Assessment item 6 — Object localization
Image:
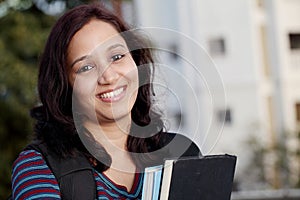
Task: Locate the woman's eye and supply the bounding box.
[76,65,94,73]
[111,54,125,62]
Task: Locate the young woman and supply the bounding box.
[11,3,200,199]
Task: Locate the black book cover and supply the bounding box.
[165,154,237,200]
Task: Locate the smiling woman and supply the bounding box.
[10,3,201,200]
[68,21,138,127]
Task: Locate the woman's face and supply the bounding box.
[67,19,138,124]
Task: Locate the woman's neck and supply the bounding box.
[81,115,137,173]
[83,116,131,150]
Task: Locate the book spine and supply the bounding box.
[159,160,174,200]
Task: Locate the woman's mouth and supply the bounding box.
[97,86,127,102]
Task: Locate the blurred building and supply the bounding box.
[115,0,300,190]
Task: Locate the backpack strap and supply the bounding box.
[25,142,97,200]
[160,132,202,158]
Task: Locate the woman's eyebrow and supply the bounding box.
[70,43,126,68]
[107,43,126,51]
[70,55,88,68]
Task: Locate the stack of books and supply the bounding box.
[141,154,237,200]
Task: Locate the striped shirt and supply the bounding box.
[12,150,143,200]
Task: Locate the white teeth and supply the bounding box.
[100,87,124,99]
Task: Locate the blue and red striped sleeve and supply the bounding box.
[11,150,61,200]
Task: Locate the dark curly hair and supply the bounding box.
[30,3,166,171]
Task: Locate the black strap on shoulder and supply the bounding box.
[160,132,202,158]
[25,142,96,200]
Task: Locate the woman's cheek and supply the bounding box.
[72,74,98,99]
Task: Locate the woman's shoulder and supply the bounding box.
[12,150,48,178]
[160,132,202,157]
[12,149,61,200]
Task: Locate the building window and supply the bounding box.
[208,37,226,56]
[256,0,265,9]
[217,108,232,125]
[174,112,184,127]
[169,43,179,60]
[295,103,300,122]
[289,33,300,50]
[101,0,135,25]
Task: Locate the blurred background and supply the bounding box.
[1,0,300,199]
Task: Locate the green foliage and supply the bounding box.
[0,0,116,198]
[245,131,300,190]
[0,8,56,199]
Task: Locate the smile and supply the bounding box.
[97,86,126,102]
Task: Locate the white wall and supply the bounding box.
[131,0,300,189]
[177,0,266,152]
[274,0,300,132]
[133,0,264,176]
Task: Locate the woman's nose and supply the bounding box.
[98,66,119,85]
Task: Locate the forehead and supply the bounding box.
[68,19,123,58]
